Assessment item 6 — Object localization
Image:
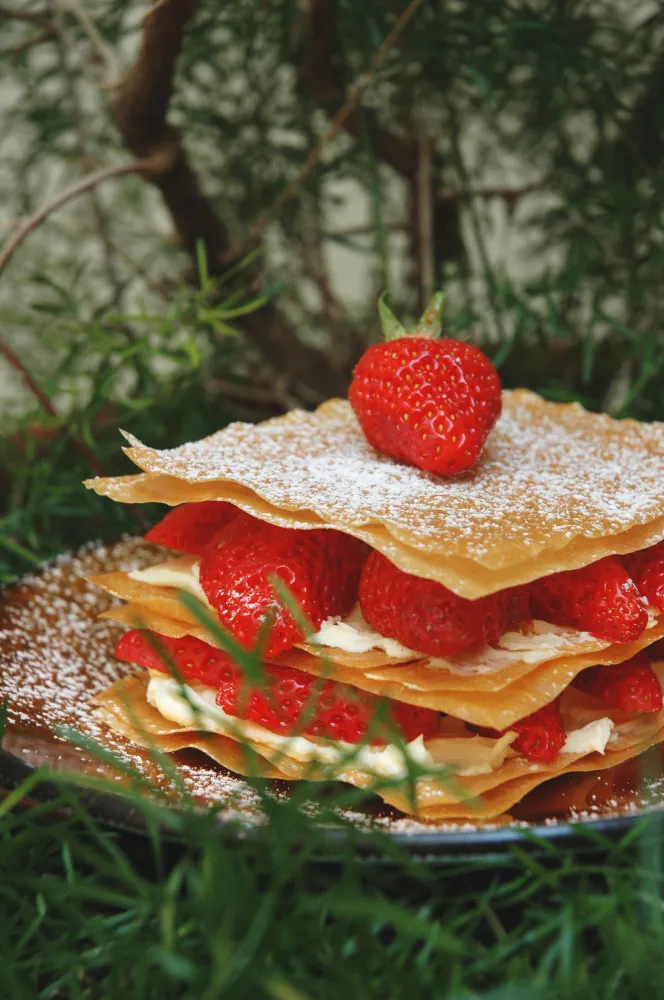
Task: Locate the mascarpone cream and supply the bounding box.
[129,559,211,607]
[146,674,436,779]
[562,717,613,755]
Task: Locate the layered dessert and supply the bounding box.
[84,298,664,821]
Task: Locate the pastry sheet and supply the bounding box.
[84,391,664,598]
[97,596,664,729]
[95,673,664,820]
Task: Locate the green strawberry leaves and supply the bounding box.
[377,290,445,341]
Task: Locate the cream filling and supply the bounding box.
[427,620,600,673]
[146,675,436,779]
[128,557,659,677]
[562,717,614,755]
[310,604,416,658]
[131,559,417,657]
[425,731,518,776]
[133,556,637,767]
[129,558,211,608]
[147,673,616,775]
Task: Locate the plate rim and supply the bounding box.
[1,744,657,860]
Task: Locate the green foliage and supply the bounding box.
[0,269,275,582]
[1,763,664,999]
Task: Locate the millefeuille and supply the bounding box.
[84,390,664,822]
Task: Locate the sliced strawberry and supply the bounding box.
[200,519,369,658]
[530,556,648,644]
[216,662,440,745]
[145,501,239,556]
[358,550,508,656]
[509,701,567,763]
[475,701,566,764]
[503,584,532,630]
[574,653,663,713]
[623,540,664,613]
[114,629,237,688]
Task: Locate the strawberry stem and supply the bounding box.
[378,293,407,341]
[418,290,445,338]
[377,289,445,341]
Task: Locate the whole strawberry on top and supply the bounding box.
[349,292,502,475]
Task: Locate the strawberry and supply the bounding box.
[348,291,502,475]
[508,701,567,763]
[504,584,532,629]
[470,700,567,764]
[199,519,369,658]
[216,662,440,745]
[623,540,664,613]
[530,556,648,644]
[477,700,567,764]
[114,629,237,688]
[145,501,239,556]
[358,550,508,656]
[574,653,663,713]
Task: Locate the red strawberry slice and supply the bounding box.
[114,629,237,688]
[508,701,567,763]
[503,584,532,629]
[145,501,239,556]
[478,701,567,764]
[623,541,664,613]
[358,550,508,657]
[348,292,502,475]
[573,653,663,713]
[199,520,369,659]
[530,556,648,644]
[216,662,440,745]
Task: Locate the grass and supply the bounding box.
[2,751,664,999]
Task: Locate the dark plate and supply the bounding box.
[2,537,664,859]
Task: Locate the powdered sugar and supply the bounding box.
[116,391,664,568]
[1,537,154,739]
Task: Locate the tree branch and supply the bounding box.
[414,133,435,308]
[296,0,463,291]
[297,0,418,179]
[0,5,56,32]
[225,0,426,266]
[0,340,106,482]
[438,181,544,206]
[110,0,229,271]
[0,347,152,528]
[108,0,358,402]
[53,17,125,309]
[609,51,664,183]
[0,341,58,421]
[55,0,120,82]
[0,160,153,278]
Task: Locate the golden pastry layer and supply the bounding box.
[84,391,664,598]
[96,672,664,821]
[98,600,664,730]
